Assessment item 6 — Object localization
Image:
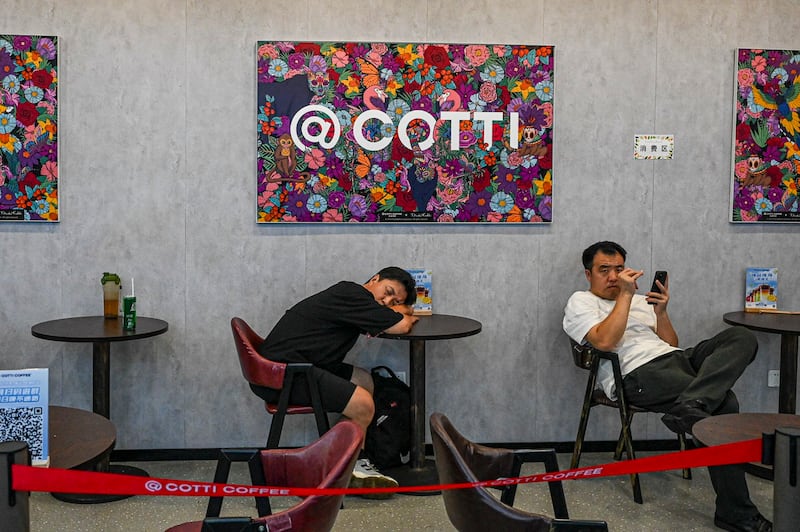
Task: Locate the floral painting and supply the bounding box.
[257,41,553,223]
[0,35,58,222]
[732,48,800,222]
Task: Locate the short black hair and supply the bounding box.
[374,267,417,305]
[581,241,627,270]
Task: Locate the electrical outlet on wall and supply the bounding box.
[768,370,780,388]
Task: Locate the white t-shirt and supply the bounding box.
[563,290,678,399]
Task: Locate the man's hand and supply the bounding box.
[646,277,669,310]
[617,267,644,298]
[390,304,415,316]
[383,313,419,335]
[586,267,642,352]
[647,276,678,346]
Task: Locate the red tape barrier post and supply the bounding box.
[773,427,800,532]
[1,441,30,532]
[11,438,762,498]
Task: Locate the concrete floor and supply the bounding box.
[28,452,774,531]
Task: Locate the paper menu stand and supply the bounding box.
[408,268,432,316]
[745,267,778,313]
[0,368,49,466]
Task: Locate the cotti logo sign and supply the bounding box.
[144,479,290,496]
[290,104,522,152]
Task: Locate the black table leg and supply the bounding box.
[384,339,440,492]
[410,338,426,470]
[90,340,150,494]
[92,341,111,418]
[778,333,798,414]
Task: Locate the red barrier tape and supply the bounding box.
[11,438,762,498]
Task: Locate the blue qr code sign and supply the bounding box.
[0,407,45,461]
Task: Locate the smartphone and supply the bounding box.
[648,270,668,304]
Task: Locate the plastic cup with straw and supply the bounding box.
[123,277,136,330]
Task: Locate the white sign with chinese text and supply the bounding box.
[634,134,674,160]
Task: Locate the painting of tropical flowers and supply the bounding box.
[257,41,553,223]
[0,35,58,222]
[732,48,800,222]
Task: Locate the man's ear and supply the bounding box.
[366,274,379,285]
[584,269,592,282]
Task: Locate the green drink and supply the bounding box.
[123,296,136,330]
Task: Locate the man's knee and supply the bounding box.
[344,386,375,428]
[724,326,758,362]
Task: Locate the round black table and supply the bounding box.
[49,405,116,470]
[723,311,800,414]
[693,413,800,480]
[48,405,132,503]
[380,314,482,489]
[32,316,169,418]
[31,316,167,488]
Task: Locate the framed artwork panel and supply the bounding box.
[731,48,800,222]
[0,35,58,222]
[257,41,554,223]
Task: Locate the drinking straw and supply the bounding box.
[131,277,135,297]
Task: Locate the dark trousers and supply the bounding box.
[622,326,760,521]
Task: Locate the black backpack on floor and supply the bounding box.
[364,365,411,469]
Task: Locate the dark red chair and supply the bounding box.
[431,412,608,532]
[165,420,363,532]
[231,317,330,449]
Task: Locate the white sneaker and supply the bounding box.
[350,458,398,499]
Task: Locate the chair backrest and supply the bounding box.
[569,337,594,370]
[430,412,552,532]
[166,421,363,532]
[231,317,286,389]
[256,420,363,531]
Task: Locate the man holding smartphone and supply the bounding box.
[563,241,769,532]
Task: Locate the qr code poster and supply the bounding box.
[0,368,49,465]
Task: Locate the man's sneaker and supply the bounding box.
[350,458,398,499]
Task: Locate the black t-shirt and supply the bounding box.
[258,281,404,366]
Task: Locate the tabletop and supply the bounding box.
[692,413,800,448]
[380,313,482,341]
[723,311,800,335]
[49,405,116,469]
[32,316,169,343]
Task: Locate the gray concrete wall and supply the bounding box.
[2,0,798,449]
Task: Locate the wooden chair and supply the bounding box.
[569,338,690,505]
[231,317,330,449]
[430,412,608,532]
[166,420,363,532]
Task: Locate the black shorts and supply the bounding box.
[249,362,356,413]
